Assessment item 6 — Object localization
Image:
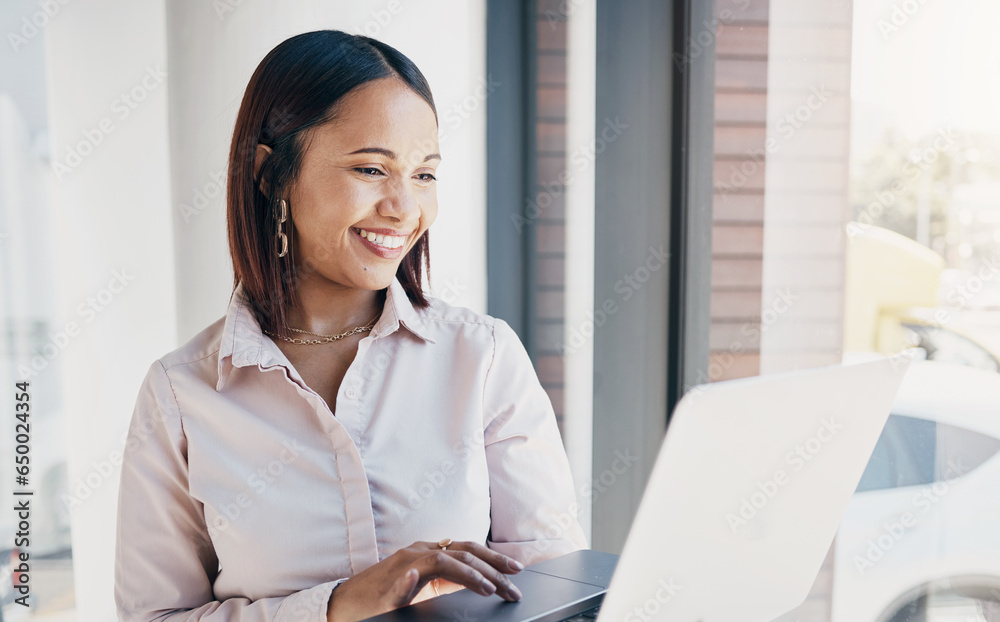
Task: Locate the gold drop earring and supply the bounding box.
[276,199,289,258]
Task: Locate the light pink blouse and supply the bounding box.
[114,277,588,621]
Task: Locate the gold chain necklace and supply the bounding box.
[264,312,381,345]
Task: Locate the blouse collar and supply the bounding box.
[216,276,435,391]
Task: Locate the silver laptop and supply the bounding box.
[366,356,911,622]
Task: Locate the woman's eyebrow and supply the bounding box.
[346,147,441,162]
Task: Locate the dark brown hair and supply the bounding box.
[227,30,437,338]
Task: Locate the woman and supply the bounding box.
[114,29,587,622]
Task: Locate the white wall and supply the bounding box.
[45,1,175,619]
[563,0,597,544]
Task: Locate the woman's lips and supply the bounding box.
[352,227,406,259]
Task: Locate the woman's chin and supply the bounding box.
[348,269,398,291]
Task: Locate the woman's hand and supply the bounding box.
[326,540,524,622]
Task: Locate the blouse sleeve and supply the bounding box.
[114,361,344,622]
[481,319,589,565]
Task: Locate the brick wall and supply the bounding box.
[757,0,852,376]
[710,1,854,620]
[711,1,771,382]
[534,1,569,430]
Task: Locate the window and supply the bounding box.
[708,0,1000,619]
[857,415,937,493]
[856,415,1000,493]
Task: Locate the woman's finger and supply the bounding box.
[413,551,515,600]
[445,540,525,574]
[443,549,522,602]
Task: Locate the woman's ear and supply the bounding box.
[254,144,273,196]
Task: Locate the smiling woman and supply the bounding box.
[113,29,587,622]
[270,78,440,295]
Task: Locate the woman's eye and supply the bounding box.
[355,167,384,176]
[415,173,437,182]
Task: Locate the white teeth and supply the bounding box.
[357,228,405,250]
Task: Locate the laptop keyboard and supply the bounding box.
[562,605,601,622]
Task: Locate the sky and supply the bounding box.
[851,0,1000,155]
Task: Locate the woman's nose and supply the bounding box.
[378,177,420,219]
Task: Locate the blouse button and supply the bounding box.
[345,387,359,400]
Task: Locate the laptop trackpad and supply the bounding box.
[365,551,615,622]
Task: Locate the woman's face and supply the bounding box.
[286,77,440,292]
